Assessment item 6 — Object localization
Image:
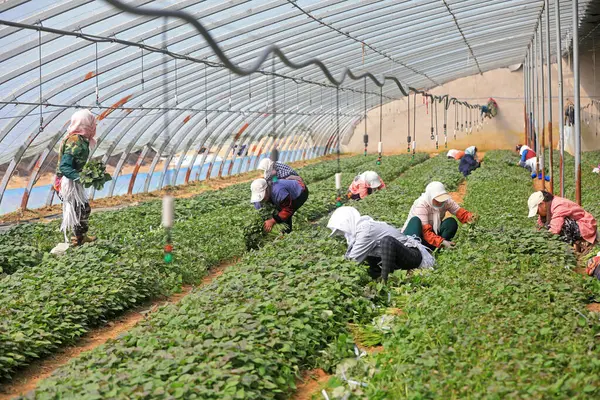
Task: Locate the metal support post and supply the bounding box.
[573,0,582,204]
[554,0,565,196]
[545,0,554,192]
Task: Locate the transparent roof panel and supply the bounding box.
[0,0,595,209]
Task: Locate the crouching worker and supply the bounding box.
[527,190,598,255]
[327,207,434,281]
[250,177,309,234]
[459,146,481,177]
[347,171,386,200]
[402,181,476,250]
[54,109,97,246]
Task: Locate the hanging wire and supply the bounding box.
[412,92,417,158]
[161,17,171,258]
[248,74,251,102]
[335,86,342,207]
[407,90,411,153]
[283,77,286,127]
[363,77,368,156]
[377,85,382,165]
[430,96,435,140]
[95,42,100,107]
[37,21,43,133]
[175,58,179,105]
[454,101,458,139]
[443,99,448,148]
[434,99,439,149]
[228,70,232,110]
[140,45,145,91]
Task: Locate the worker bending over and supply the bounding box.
[402,181,476,250]
[347,171,386,200]
[527,190,598,255]
[328,207,434,282]
[459,146,481,177]
[54,110,97,246]
[515,145,537,174]
[251,177,309,234]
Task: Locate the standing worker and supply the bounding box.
[250,177,309,234]
[527,191,598,255]
[402,181,476,250]
[459,146,481,177]
[347,171,386,200]
[327,207,434,281]
[53,109,97,246]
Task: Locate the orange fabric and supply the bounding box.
[453,151,465,160]
[455,208,472,224]
[423,223,444,248]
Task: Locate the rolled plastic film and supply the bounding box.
[162,196,174,228]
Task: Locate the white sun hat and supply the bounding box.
[363,171,382,189]
[250,178,268,202]
[527,191,544,218]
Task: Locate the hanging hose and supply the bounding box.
[443,98,448,148]
[363,77,368,156]
[377,85,382,165]
[430,95,434,141]
[407,90,411,153]
[412,92,417,158]
[434,99,439,149]
[454,102,458,140]
[335,87,343,207]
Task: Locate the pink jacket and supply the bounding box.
[537,196,597,244]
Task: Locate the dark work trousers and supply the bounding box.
[366,236,423,281]
[73,202,91,241]
[281,187,309,234]
[403,216,458,251]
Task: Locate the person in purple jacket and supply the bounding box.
[250,177,309,233]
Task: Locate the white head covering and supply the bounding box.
[257,158,274,171]
[519,145,531,156]
[527,191,544,218]
[327,206,362,245]
[362,171,382,188]
[465,146,477,156]
[406,182,451,233]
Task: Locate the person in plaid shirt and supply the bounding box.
[258,158,299,181]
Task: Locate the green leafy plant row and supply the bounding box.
[324,151,600,399]
[0,154,428,381]
[15,155,448,399]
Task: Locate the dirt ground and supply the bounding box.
[0,259,237,400]
[587,303,600,313]
[292,369,331,400]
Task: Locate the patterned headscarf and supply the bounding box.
[67,109,97,148]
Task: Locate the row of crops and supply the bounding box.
[2,150,599,398]
[0,152,428,384]
[321,151,600,399]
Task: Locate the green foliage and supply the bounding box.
[0,155,425,381]
[326,151,600,399]
[80,160,112,190]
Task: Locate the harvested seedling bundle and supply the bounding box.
[80,160,112,190]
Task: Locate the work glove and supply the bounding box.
[441,240,455,249]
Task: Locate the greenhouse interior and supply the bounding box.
[1,0,600,398]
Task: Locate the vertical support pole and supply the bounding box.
[545,0,554,192]
[573,0,582,204]
[539,20,546,183]
[554,0,565,197]
[529,47,535,148]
